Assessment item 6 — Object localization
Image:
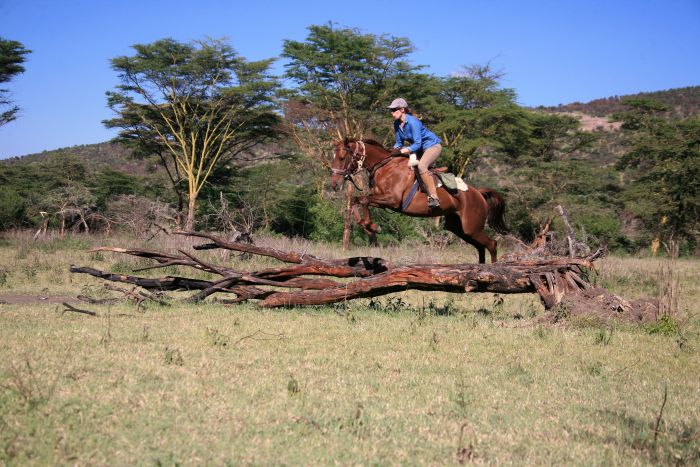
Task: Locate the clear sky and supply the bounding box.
[1,0,698,158]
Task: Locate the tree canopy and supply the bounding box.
[614,98,699,249]
[0,37,31,127]
[104,38,279,229]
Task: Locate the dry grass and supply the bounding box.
[1,231,699,464]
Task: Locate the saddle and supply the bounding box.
[401,166,468,211]
[421,166,464,193]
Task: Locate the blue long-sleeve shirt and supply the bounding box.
[393,114,441,155]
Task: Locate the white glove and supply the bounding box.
[407,153,419,167]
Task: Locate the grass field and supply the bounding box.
[1,232,699,464]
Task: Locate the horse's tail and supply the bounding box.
[478,188,509,234]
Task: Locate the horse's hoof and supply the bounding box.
[373,224,382,234]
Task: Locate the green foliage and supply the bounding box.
[645,315,679,336]
[306,195,345,242]
[0,37,31,126]
[364,209,423,245]
[488,158,624,246]
[577,211,620,240]
[90,169,149,208]
[614,99,700,245]
[544,85,700,120]
[0,186,26,229]
[419,65,523,177]
[0,149,174,230]
[497,111,598,167]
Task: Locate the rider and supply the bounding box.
[387,98,443,208]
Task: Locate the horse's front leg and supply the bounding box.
[354,196,381,236]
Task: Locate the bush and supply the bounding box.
[645,315,679,336]
[307,195,346,242]
[0,186,26,229]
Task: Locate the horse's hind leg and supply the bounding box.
[446,216,499,263]
[470,231,498,263]
[443,215,486,263]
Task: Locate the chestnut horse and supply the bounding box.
[330,138,507,263]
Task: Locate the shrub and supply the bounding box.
[645,315,679,336]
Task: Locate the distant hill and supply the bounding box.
[1,140,296,177]
[539,85,700,119]
[1,142,152,176]
[531,86,700,168]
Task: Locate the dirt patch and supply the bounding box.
[0,294,80,305]
[540,287,658,324]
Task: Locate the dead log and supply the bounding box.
[69,266,215,291]
[258,258,595,308]
[70,231,604,310]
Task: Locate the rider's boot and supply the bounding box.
[420,171,440,208]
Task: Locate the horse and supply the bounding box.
[330,138,508,263]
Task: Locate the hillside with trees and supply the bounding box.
[541,86,700,119]
[1,26,697,255]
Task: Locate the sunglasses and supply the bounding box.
[389,108,400,112]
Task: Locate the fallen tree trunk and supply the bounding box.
[258,259,596,308]
[70,231,603,309]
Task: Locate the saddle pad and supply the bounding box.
[437,172,457,190]
[437,172,468,191]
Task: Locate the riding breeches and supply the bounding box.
[417,144,442,173]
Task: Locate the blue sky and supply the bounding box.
[1,0,698,158]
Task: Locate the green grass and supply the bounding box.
[1,231,699,464]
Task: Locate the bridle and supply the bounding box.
[331,140,367,182]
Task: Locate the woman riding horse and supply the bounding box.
[330,138,508,263]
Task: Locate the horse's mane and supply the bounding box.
[342,137,387,150]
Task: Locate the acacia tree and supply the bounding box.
[0,37,31,127]
[104,38,279,229]
[281,23,418,177]
[614,98,700,251]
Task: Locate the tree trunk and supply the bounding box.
[342,184,355,250]
[186,195,197,231]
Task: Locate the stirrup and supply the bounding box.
[427,196,440,208]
